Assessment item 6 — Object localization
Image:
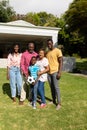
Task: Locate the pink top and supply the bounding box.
[7,53,22,68]
[20,50,38,76]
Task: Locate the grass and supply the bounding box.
[0,69,87,130]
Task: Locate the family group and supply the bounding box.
[7,39,63,110]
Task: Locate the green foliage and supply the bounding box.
[58,0,87,57]
[37,12,48,26]
[0,0,16,22]
[0,3,8,22]
[43,13,59,27]
[64,0,87,57]
[24,11,59,27]
[65,0,87,35]
[25,12,40,26]
[58,16,71,55]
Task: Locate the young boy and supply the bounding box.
[28,56,40,109]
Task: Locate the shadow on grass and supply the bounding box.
[36,96,52,104]
[45,96,52,102]
[2,83,53,102]
[2,83,11,99]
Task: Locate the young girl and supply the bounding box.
[7,44,22,102]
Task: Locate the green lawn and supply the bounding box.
[0,69,87,130]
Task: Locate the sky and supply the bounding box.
[9,0,73,17]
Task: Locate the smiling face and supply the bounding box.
[47,40,53,50]
[14,44,19,53]
[31,57,36,65]
[39,50,45,59]
[28,43,34,53]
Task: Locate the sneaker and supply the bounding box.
[56,104,61,110]
[33,106,36,109]
[40,103,46,108]
[32,103,36,109]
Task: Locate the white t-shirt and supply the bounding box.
[36,57,49,82]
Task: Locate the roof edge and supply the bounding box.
[0,20,61,31]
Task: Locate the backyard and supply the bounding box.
[0,67,87,130]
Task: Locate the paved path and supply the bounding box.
[70,73,87,78]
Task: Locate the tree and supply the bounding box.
[24,11,59,27]
[65,0,87,35]
[64,0,87,57]
[25,12,40,26]
[44,13,59,27]
[57,15,70,55]
[0,0,16,22]
[37,12,48,26]
[58,15,85,57]
[37,12,59,27]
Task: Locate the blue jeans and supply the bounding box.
[30,81,38,105]
[38,80,46,104]
[48,72,61,104]
[9,66,22,97]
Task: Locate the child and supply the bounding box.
[28,56,40,109]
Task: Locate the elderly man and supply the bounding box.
[19,42,38,105]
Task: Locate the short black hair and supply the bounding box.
[30,56,37,65]
[31,56,37,60]
[47,39,53,43]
